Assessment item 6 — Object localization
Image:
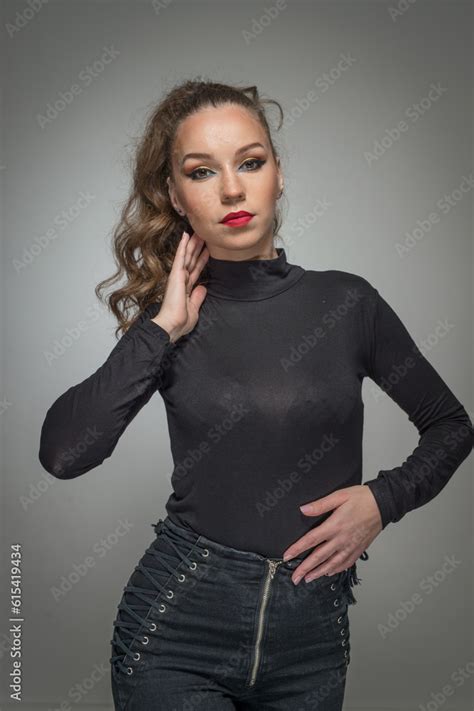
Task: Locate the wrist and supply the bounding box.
[151,315,181,343]
[363,480,394,530]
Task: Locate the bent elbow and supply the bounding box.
[460,414,474,457]
[38,445,86,479]
[38,404,110,479]
[38,436,106,480]
[444,408,474,461]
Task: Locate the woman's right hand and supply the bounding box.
[151,231,210,343]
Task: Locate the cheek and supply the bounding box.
[257,172,280,201]
[237,176,277,209]
[185,188,217,223]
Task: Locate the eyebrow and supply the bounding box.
[181,142,266,166]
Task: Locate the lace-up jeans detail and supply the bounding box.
[109,517,369,710]
[109,519,210,679]
[328,576,350,667]
[327,550,369,668]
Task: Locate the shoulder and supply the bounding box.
[300,268,378,309]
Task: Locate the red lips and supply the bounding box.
[221,211,254,223]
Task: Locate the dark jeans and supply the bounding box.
[110,516,369,710]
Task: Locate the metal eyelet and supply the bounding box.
[166,590,174,599]
[159,603,166,612]
[178,573,186,582]
[201,548,209,557]
[133,652,140,661]
[344,650,348,657]
[127,667,133,675]
[337,616,343,624]
[333,598,340,607]
[189,561,197,571]
[149,622,157,631]
[330,582,336,591]
[142,636,149,645]
[342,639,347,646]
[340,629,346,636]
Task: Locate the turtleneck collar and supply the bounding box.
[201,247,306,302]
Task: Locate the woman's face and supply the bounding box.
[167,104,283,259]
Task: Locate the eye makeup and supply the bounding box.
[186,158,267,181]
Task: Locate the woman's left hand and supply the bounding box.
[282,485,383,585]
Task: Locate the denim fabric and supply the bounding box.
[110,516,367,710]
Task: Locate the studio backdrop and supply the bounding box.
[1,1,472,709]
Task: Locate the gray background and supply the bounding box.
[1,0,472,709]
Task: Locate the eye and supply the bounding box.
[188,167,212,180]
[241,158,266,171]
[187,158,266,181]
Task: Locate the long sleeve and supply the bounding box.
[39,301,173,480]
[363,287,473,529]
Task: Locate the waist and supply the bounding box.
[154,514,369,604]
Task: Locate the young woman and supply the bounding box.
[39,79,473,710]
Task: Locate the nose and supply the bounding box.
[220,170,245,203]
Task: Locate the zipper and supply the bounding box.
[248,558,283,687]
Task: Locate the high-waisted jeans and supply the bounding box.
[109,516,369,710]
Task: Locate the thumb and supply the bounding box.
[189,284,207,312]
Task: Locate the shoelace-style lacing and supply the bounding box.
[109,519,208,675]
[330,549,369,665]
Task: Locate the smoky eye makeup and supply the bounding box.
[185,157,267,181]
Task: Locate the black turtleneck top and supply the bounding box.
[38,248,473,557]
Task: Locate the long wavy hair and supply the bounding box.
[95,77,286,338]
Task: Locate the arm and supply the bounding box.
[38,302,173,480]
[363,287,473,529]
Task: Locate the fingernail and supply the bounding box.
[300,504,312,513]
[283,553,293,562]
[293,575,302,586]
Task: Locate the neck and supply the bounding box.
[200,247,306,302]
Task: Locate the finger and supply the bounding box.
[187,245,209,294]
[303,552,349,583]
[170,231,191,275]
[283,526,327,561]
[185,234,206,278]
[300,490,348,517]
[171,232,202,288]
[183,232,204,272]
[290,542,337,584]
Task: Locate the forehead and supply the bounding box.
[171,104,267,159]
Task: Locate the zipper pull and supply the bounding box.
[268,560,283,579]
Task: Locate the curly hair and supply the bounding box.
[95,77,286,338]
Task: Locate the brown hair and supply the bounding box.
[95,77,285,338]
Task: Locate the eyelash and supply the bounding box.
[187,158,266,181]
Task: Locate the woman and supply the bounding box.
[39,79,473,710]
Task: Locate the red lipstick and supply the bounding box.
[220,211,254,227]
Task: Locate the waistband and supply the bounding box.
[151,515,369,602]
[154,516,288,563]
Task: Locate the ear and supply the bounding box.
[166,176,181,213]
[275,158,283,193]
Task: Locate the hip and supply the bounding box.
[109,515,367,705]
